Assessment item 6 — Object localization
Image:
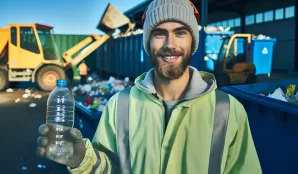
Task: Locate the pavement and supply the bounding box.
[0,85,68,174]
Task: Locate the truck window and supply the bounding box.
[37,28,59,60]
[11,27,17,46]
[20,27,40,54]
[226,38,249,69]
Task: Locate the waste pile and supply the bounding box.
[260,84,298,105]
[203,25,272,40]
[72,76,132,112]
[113,29,144,39]
[203,26,231,32]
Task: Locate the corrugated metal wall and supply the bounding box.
[53,34,97,76]
[96,34,153,78]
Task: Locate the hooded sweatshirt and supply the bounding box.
[136,66,211,128]
[69,67,262,174]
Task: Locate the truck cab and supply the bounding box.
[0,23,66,91]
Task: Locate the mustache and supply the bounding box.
[157,47,184,56]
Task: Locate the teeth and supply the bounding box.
[164,56,176,59]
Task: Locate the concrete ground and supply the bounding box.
[0,86,68,174]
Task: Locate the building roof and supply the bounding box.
[124,0,256,29]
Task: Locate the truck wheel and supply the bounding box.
[37,65,66,91]
[0,69,9,91]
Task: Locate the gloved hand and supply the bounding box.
[36,124,86,168]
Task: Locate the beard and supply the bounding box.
[150,47,192,80]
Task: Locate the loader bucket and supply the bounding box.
[97,3,131,33]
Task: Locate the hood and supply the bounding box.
[135,66,216,101]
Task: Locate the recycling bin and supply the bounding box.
[221,78,298,174]
[74,94,114,140]
[192,31,234,71]
[251,38,277,75]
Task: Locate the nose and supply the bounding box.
[164,34,177,49]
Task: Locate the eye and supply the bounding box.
[153,32,166,38]
[176,31,187,36]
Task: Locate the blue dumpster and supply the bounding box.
[74,94,114,140]
[221,78,298,174]
[251,39,277,75]
[74,103,102,140]
[192,31,234,71]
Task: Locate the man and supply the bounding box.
[78,61,88,84]
[37,0,262,173]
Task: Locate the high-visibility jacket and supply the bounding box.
[69,67,262,174]
[78,63,88,76]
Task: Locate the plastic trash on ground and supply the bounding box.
[25,89,31,94]
[6,88,13,92]
[21,166,27,171]
[37,164,46,169]
[22,94,29,99]
[29,103,36,107]
[34,94,42,99]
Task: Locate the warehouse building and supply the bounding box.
[124,0,297,72]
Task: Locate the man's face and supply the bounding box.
[149,22,193,80]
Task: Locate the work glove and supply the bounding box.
[36,124,86,168]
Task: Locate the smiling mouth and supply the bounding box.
[161,55,180,63]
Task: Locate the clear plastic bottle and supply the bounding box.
[46,79,75,160]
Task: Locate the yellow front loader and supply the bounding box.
[0,3,134,91]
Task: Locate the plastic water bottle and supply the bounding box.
[46,79,75,160]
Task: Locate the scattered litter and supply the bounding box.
[37,164,46,169]
[34,94,42,99]
[15,98,21,103]
[31,93,36,97]
[29,103,37,107]
[22,94,29,98]
[21,166,27,171]
[6,88,13,93]
[25,89,31,94]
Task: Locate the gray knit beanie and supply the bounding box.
[143,0,199,55]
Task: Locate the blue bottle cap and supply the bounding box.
[56,79,67,87]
